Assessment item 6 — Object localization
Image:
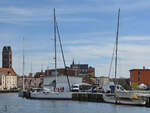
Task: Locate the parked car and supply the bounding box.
[103,83,126,93]
[71,84,80,92]
[79,84,92,92]
[138,83,148,90]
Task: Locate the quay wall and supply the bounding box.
[72,92,104,102]
[0,90,18,93]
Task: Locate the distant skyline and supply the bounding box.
[1,0,150,77]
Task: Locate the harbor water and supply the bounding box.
[0,93,150,113]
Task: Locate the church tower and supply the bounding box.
[2,46,12,68]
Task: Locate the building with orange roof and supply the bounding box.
[0,46,18,90]
[0,69,17,90]
[0,68,17,76]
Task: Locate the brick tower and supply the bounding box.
[2,46,12,68]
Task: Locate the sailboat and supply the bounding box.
[29,8,72,100]
[103,8,146,106]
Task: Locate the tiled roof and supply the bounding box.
[0,68,17,76]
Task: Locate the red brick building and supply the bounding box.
[2,46,12,68]
[70,60,95,77]
[130,67,150,87]
[45,68,75,76]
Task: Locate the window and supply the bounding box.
[138,71,140,82]
[138,77,140,82]
[138,72,141,76]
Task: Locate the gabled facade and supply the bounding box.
[0,68,17,90]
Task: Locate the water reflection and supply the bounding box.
[0,93,150,113]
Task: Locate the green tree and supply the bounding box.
[131,82,138,90]
[85,73,94,78]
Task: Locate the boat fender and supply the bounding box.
[133,93,138,99]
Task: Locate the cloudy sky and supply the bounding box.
[0,0,150,78]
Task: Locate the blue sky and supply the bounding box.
[1,0,150,77]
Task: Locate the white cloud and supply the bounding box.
[1,29,150,78]
[1,0,150,24]
[1,0,150,78]
[1,34,150,78]
[63,35,150,77]
[121,36,150,41]
[0,6,101,24]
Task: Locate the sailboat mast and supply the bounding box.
[114,8,120,103]
[54,8,57,86]
[22,37,25,90]
[115,8,120,94]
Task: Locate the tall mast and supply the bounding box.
[115,8,120,100]
[22,37,25,90]
[54,8,57,87]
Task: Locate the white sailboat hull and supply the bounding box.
[103,94,146,106]
[30,91,72,100]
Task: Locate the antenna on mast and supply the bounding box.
[31,62,32,74]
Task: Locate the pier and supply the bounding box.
[72,92,150,107]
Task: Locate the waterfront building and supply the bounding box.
[44,69,82,91]
[97,76,110,86]
[70,61,95,77]
[82,76,109,86]
[34,71,45,78]
[0,72,4,90]
[17,75,43,89]
[0,68,17,90]
[130,66,150,88]
[82,77,96,85]
[0,46,18,90]
[45,68,75,76]
[2,46,12,68]
[110,77,131,90]
[94,76,130,90]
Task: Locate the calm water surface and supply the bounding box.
[0,93,150,113]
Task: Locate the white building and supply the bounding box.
[0,68,17,90]
[44,74,82,92]
[96,76,110,86]
[17,76,43,89]
[0,72,3,90]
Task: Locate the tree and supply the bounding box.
[85,73,94,78]
[131,82,138,90]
